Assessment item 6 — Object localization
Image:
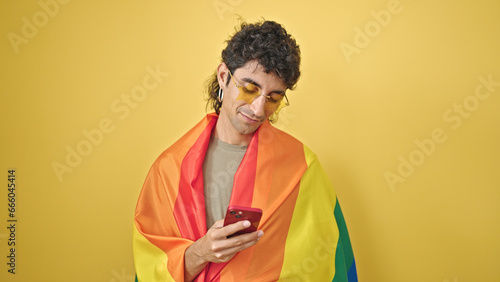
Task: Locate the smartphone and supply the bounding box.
[223,205,262,237]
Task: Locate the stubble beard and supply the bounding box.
[230,107,264,136]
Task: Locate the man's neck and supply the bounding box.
[213,115,254,146]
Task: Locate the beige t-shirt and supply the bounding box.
[202,135,247,229]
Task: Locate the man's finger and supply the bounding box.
[227,230,263,245]
[220,232,263,255]
[211,219,224,229]
[218,220,251,238]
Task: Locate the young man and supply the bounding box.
[134,20,357,281]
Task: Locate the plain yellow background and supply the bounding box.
[1,0,499,281]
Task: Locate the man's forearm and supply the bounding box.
[184,241,208,282]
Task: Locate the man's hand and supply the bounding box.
[184,219,264,281]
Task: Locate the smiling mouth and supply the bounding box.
[240,112,262,124]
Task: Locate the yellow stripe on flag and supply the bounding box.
[133,224,175,282]
[279,145,339,281]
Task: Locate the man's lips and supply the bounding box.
[240,112,262,123]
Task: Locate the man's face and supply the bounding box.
[217,60,287,142]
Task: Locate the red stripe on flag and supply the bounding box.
[174,117,217,241]
[230,128,259,207]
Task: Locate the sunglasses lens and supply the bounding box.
[235,87,257,104]
[270,98,288,114]
[229,70,289,114]
[236,86,287,113]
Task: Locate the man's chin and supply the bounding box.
[236,124,260,135]
[231,119,262,136]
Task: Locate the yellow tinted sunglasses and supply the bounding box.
[228,70,289,114]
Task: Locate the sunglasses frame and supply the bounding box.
[227,69,290,112]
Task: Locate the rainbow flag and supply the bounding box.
[134,113,357,281]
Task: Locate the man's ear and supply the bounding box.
[216,63,229,89]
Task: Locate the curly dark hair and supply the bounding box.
[206,20,301,118]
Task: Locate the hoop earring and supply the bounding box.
[218,88,224,102]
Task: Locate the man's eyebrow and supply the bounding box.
[240,77,286,95]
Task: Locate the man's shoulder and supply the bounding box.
[263,123,322,166]
[260,121,302,146]
[258,122,323,171]
[153,114,217,166]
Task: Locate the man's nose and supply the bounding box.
[249,94,267,117]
